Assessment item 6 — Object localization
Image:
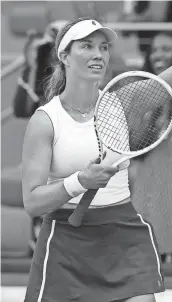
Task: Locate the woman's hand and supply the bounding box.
[78,156,119,190]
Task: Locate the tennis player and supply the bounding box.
[22,17,171,302]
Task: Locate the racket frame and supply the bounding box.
[94,70,172,159]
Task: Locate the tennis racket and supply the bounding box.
[68,70,172,227]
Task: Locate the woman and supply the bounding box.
[22,17,171,302]
[132,32,172,262]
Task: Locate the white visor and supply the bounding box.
[57,19,117,59]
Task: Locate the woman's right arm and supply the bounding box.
[22,111,119,218]
[22,110,74,217]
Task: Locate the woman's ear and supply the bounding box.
[59,51,70,67]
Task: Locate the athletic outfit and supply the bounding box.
[24,96,165,302]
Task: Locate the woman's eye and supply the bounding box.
[101,45,108,51]
[82,44,91,49]
[81,44,108,51]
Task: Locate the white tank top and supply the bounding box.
[37,96,131,206]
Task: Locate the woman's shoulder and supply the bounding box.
[26,108,54,141]
[23,110,54,164]
[36,95,60,112]
[27,95,60,145]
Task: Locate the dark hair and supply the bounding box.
[44,17,93,102]
[143,31,172,73]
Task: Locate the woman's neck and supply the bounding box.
[60,79,99,110]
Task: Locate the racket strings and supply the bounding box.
[96,76,172,152]
[97,92,130,151]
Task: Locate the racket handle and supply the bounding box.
[68,189,98,227]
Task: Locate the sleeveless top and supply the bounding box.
[37,95,131,206]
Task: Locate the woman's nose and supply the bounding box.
[93,47,102,58]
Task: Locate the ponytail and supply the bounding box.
[44,61,66,102]
[44,17,93,102]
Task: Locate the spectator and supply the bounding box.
[13,21,59,118]
[121,1,157,53]
[143,31,172,74]
[121,1,172,54]
[131,31,172,263]
[13,22,60,252]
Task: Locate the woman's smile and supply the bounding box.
[150,34,172,75]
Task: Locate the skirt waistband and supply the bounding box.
[45,200,140,226]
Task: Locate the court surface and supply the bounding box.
[1,287,172,302]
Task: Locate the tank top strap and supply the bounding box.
[36,96,61,148]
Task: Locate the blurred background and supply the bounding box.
[1,1,172,301]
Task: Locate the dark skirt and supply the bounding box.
[24,201,165,302]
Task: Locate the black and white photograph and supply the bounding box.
[1,1,172,301]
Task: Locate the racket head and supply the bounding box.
[94,71,172,157]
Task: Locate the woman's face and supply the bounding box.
[149,34,172,75]
[65,31,110,82]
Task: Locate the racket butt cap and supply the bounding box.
[68,216,82,227]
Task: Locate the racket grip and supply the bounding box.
[68,189,98,227]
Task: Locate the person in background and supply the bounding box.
[121,0,172,54]
[121,1,156,53]
[13,22,60,252]
[143,31,172,74]
[13,21,59,118]
[131,31,172,263]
